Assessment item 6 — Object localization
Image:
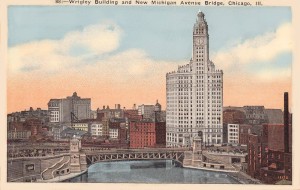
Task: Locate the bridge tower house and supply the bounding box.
[192,131,203,166]
[70,137,87,173]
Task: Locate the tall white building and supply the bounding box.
[166,11,223,147]
[227,124,239,144]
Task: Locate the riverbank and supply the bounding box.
[227,171,262,184]
[183,165,261,184]
[183,165,238,173]
[38,170,87,182]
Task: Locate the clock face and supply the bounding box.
[195,37,204,46]
[195,37,200,45]
[200,37,204,44]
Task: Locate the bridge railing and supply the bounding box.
[7,153,71,162]
[7,150,70,158]
[82,147,189,153]
[205,150,247,156]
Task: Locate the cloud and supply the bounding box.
[255,67,291,81]
[8,21,184,86]
[90,49,179,76]
[61,22,121,56]
[8,21,122,74]
[7,21,184,113]
[212,22,293,70]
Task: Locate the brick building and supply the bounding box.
[24,118,43,136]
[97,105,124,121]
[155,122,166,146]
[124,109,143,121]
[239,124,252,145]
[119,123,128,142]
[265,109,283,124]
[130,121,155,148]
[243,106,267,125]
[247,92,292,184]
[260,150,285,183]
[262,124,292,152]
[8,118,49,141]
[260,151,292,183]
[129,121,166,148]
[223,109,246,124]
[247,133,267,179]
[8,121,24,131]
[259,123,292,183]
[223,109,245,144]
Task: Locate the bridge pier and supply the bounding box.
[70,137,87,173]
[182,136,247,172]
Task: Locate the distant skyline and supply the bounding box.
[8,6,292,113]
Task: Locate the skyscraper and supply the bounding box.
[166,11,223,147]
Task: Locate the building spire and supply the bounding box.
[197,11,205,21]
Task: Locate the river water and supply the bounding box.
[66,160,239,184]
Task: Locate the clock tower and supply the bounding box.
[166,11,223,147]
[193,10,209,71]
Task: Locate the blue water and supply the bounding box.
[67,160,239,184]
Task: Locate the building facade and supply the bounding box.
[129,121,166,148]
[119,123,128,142]
[52,125,68,140]
[223,109,246,124]
[263,124,292,152]
[247,133,266,179]
[244,106,267,125]
[239,124,252,145]
[138,104,155,119]
[130,121,156,148]
[7,107,50,124]
[48,92,91,123]
[109,127,119,139]
[90,123,103,136]
[97,105,124,120]
[166,11,223,147]
[8,130,31,140]
[227,124,239,144]
[72,122,89,131]
[124,109,143,121]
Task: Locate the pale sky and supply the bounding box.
[7,6,292,113]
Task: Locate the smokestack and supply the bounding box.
[284,92,289,153]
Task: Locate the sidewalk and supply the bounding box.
[37,170,87,183]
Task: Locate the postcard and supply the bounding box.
[1,0,299,190]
